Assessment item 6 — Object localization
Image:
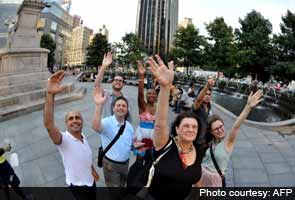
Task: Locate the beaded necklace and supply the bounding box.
[174,137,194,169]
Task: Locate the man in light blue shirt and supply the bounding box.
[92,86,134,187]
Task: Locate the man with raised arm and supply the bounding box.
[192,78,215,148]
[44,71,98,200]
[94,52,132,122]
[92,85,134,188]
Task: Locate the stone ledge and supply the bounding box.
[0,87,86,122]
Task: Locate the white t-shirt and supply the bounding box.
[57,131,94,186]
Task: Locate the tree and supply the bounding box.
[113,33,144,69]
[170,24,207,73]
[40,34,56,73]
[235,10,276,81]
[271,10,295,82]
[86,33,111,69]
[204,17,238,76]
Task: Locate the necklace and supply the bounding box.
[174,137,194,169]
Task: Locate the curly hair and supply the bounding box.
[170,112,202,142]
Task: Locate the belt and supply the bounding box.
[105,156,129,164]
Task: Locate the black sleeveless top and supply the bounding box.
[148,139,202,200]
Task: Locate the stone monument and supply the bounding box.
[0,0,86,122]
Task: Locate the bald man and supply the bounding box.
[44,71,98,200]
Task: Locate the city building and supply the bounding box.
[68,25,93,66]
[0,0,23,49]
[136,0,179,57]
[38,1,74,67]
[179,17,193,29]
[73,15,81,28]
[99,24,109,41]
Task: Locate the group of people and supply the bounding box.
[36,53,263,200]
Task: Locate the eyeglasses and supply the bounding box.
[113,79,124,83]
[211,124,224,132]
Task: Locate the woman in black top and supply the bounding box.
[146,55,203,199]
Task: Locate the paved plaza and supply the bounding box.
[1,79,295,187]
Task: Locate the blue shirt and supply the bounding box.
[99,115,134,162]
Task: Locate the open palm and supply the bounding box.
[47,70,67,94]
[247,90,263,108]
[147,55,174,87]
[93,86,107,105]
[101,52,112,68]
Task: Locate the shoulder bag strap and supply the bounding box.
[144,139,173,187]
[210,143,224,180]
[102,121,126,157]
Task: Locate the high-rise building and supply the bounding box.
[179,17,193,29]
[38,1,73,67]
[73,15,81,28]
[99,24,109,41]
[136,0,178,57]
[68,25,93,66]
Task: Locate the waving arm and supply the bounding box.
[226,90,263,151]
[44,71,68,145]
[94,52,112,87]
[148,55,174,150]
[137,61,146,114]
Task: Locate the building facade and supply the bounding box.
[68,25,93,66]
[99,24,109,41]
[179,17,193,29]
[136,0,178,57]
[38,1,73,67]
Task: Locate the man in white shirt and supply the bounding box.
[44,70,99,200]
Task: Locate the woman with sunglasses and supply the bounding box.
[201,90,263,187]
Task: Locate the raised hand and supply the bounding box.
[247,90,263,108]
[137,61,146,79]
[47,70,67,95]
[147,55,174,87]
[101,52,113,68]
[93,86,107,105]
[207,78,215,88]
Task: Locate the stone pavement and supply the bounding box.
[1,80,295,187]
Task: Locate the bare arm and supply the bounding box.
[137,61,146,114]
[91,86,107,132]
[148,55,174,150]
[44,71,67,145]
[226,90,263,151]
[94,52,112,87]
[193,78,214,110]
[91,165,99,182]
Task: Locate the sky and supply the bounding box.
[70,0,295,43]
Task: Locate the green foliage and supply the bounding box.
[273,10,295,62]
[86,33,111,68]
[113,33,144,69]
[204,17,238,75]
[40,34,56,71]
[269,62,295,82]
[234,10,276,81]
[170,24,207,73]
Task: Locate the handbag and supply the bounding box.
[210,143,226,187]
[97,121,126,168]
[127,140,173,199]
